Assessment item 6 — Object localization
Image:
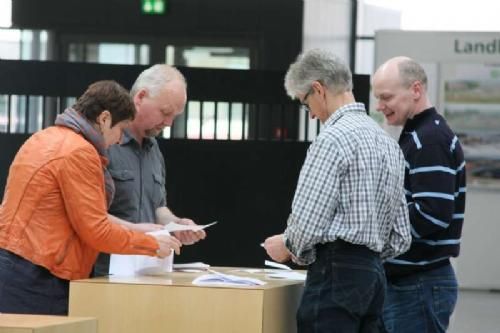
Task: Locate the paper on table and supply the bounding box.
[164,221,218,233]
[264,260,292,271]
[192,270,266,286]
[267,271,306,281]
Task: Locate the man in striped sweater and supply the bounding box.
[373,57,466,333]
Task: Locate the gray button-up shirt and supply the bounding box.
[107,129,167,224]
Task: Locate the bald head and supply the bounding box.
[372,57,431,126]
[374,56,428,91]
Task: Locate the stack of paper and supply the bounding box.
[192,271,266,287]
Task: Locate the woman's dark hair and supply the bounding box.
[73,80,135,126]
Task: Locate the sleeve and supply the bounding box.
[406,143,457,238]
[381,194,411,259]
[58,147,159,255]
[284,136,346,264]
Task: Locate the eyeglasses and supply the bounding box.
[300,88,313,113]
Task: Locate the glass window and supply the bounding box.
[0,28,20,59]
[165,46,250,70]
[163,45,250,139]
[68,43,150,65]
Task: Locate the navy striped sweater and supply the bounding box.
[385,107,466,279]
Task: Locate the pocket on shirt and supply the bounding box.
[109,169,135,182]
[109,169,136,211]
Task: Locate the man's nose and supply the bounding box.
[376,101,385,112]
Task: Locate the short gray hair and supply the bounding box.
[398,59,428,91]
[130,64,186,97]
[284,49,353,99]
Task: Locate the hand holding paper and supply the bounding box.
[164,221,218,232]
[155,208,211,245]
[262,234,292,263]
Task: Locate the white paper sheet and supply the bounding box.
[173,262,210,271]
[109,253,174,276]
[264,260,292,270]
[192,270,266,286]
[266,271,306,281]
[163,221,218,232]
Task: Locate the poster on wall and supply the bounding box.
[441,63,500,190]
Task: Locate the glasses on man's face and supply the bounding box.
[300,88,313,113]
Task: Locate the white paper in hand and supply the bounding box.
[164,221,218,232]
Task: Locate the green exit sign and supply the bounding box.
[142,0,167,15]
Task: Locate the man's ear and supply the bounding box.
[133,89,147,108]
[311,80,323,96]
[411,81,424,100]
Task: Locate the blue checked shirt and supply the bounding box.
[284,103,411,265]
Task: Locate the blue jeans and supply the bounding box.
[382,262,458,333]
[297,240,386,333]
[0,248,70,315]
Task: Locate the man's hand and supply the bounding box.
[153,234,182,257]
[263,234,292,263]
[173,218,206,245]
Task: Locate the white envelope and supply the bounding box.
[109,229,174,276]
[109,252,174,276]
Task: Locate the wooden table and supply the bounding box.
[0,314,96,333]
[68,267,304,333]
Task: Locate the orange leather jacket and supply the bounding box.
[0,126,159,280]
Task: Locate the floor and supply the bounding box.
[449,289,500,333]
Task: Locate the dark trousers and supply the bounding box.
[0,248,70,315]
[297,240,386,333]
[382,262,458,333]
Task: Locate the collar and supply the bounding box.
[121,129,154,150]
[323,102,366,128]
[403,107,437,132]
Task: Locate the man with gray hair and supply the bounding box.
[373,57,466,333]
[263,49,411,332]
[94,64,206,276]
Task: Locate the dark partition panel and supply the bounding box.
[0,133,308,268]
[0,133,29,199]
[12,0,303,70]
[0,60,371,140]
[161,139,308,267]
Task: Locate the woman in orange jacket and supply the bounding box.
[0,80,181,315]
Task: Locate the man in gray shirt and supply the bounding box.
[94,65,205,276]
[263,49,411,332]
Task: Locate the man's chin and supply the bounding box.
[385,115,398,126]
[145,129,163,137]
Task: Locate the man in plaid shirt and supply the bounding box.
[263,49,411,332]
